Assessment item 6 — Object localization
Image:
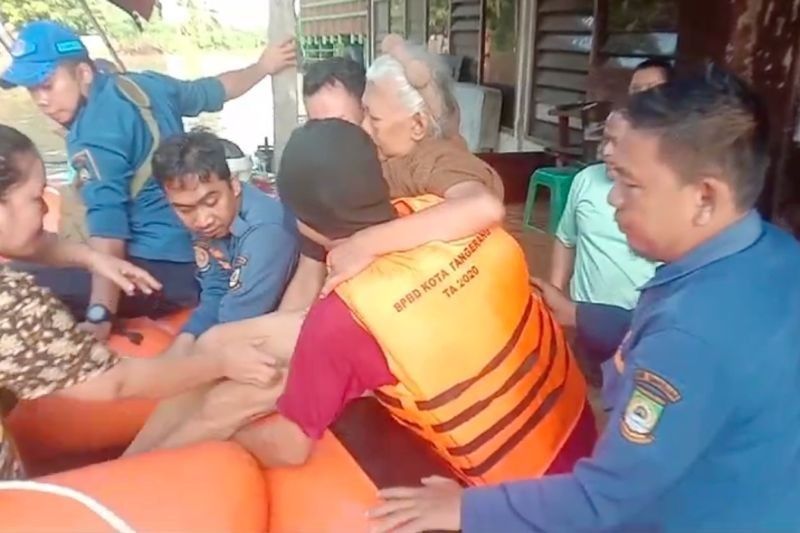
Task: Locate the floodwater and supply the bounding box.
[0,51,278,175]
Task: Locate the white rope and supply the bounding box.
[0,480,137,533]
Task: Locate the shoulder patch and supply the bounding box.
[194,245,211,273]
[228,256,248,290]
[70,149,101,189]
[620,369,681,444]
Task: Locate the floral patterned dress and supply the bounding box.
[0,268,118,480]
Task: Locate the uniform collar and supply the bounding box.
[66,72,110,140]
[642,210,763,290]
[231,182,252,237]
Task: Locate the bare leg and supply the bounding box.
[195,309,306,365]
[153,379,285,451]
[127,310,304,456]
[123,383,213,456]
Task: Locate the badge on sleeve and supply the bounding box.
[70,149,101,189]
[194,244,211,273]
[229,256,248,291]
[621,369,681,444]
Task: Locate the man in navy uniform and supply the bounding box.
[1,20,295,340]
[151,130,299,358]
[368,67,800,533]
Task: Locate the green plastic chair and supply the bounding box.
[522,165,583,233]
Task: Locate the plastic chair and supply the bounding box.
[522,165,583,233]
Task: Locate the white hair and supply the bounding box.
[366,44,458,139]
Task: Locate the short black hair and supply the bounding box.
[634,58,674,82]
[153,129,232,188]
[625,64,769,210]
[277,118,394,239]
[0,125,38,199]
[302,57,366,100]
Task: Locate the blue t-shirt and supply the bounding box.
[182,183,300,337]
[462,211,800,533]
[66,71,226,263]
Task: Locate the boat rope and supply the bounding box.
[0,480,137,533]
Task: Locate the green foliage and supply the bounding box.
[428,0,449,36]
[485,0,515,52]
[0,0,264,54]
[1,0,93,33]
[609,0,677,32]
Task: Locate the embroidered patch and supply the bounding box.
[10,39,34,58]
[70,149,101,189]
[194,245,211,273]
[228,256,248,290]
[620,369,681,444]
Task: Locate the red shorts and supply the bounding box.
[544,401,597,475]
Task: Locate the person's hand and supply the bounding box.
[77,321,112,342]
[220,340,285,387]
[530,277,577,327]
[87,250,162,296]
[258,37,297,76]
[369,476,463,533]
[320,233,378,297]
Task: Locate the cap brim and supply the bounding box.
[0,60,58,89]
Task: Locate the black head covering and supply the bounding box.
[277,118,396,239]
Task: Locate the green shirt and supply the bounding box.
[555,163,656,309]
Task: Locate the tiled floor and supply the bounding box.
[503,201,554,279]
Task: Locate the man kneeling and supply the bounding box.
[235,119,596,483]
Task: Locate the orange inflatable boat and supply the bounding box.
[6,187,193,474]
[3,398,458,533]
[1,186,480,532]
[0,442,269,532]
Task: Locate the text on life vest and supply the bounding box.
[393,229,490,313]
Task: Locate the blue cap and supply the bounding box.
[1,20,89,89]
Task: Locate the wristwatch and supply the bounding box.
[86,304,115,324]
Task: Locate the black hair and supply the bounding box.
[219,138,245,159]
[633,58,675,82]
[152,129,232,188]
[302,57,366,100]
[0,125,38,199]
[625,63,769,210]
[277,118,395,239]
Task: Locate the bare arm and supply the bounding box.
[233,415,313,467]
[22,232,93,267]
[550,239,576,291]
[278,254,326,311]
[87,236,125,316]
[321,181,504,295]
[361,181,505,255]
[216,38,296,101]
[160,332,197,359]
[59,341,278,402]
[58,350,225,401]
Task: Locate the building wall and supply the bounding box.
[678,0,800,234]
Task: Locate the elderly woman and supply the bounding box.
[124,36,510,455]
[320,34,505,293]
[0,125,278,480]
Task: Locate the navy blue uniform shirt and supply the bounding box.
[462,211,800,532]
[182,183,300,337]
[66,71,226,263]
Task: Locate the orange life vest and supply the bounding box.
[335,195,587,485]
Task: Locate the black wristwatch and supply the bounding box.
[86,304,115,324]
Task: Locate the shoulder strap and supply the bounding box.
[115,75,160,199]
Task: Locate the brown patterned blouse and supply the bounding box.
[0,267,118,480]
